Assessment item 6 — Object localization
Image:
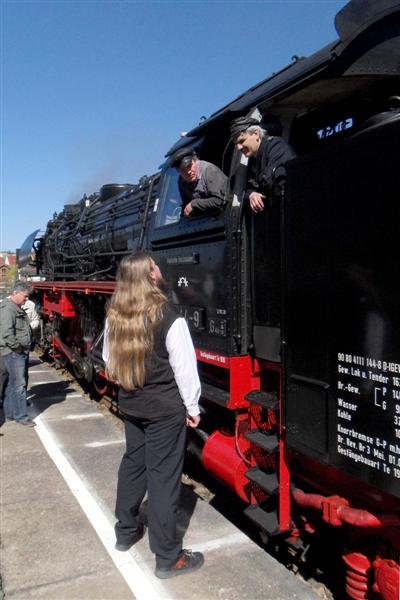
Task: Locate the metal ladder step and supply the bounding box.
[200,382,230,407]
[244,504,280,536]
[245,390,279,411]
[245,467,279,495]
[245,429,279,453]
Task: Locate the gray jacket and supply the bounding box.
[0,298,32,356]
[179,160,229,215]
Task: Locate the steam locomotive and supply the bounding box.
[19,1,400,598]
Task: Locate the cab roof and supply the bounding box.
[165,0,400,157]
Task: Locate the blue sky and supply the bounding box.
[2,0,346,252]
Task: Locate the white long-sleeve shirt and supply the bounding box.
[22,299,40,331]
[102,317,201,416]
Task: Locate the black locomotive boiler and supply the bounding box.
[19,1,400,598]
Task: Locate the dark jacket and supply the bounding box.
[248,136,296,198]
[0,298,32,356]
[179,160,229,216]
[118,304,182,419]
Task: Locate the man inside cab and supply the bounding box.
[230,116,296,213]
[170,148,229,218]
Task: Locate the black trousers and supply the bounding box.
[115,406,187,568]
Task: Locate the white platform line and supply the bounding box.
[192,531,249,553]
[28,393,84,401]
[63,413,104,420]
[28,380,65,385]
[34,416,164,600]
[29,369,49,374]
[85,440,125,448]
[29,393,84,401]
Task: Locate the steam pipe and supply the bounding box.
[337,506,400,528]
[292,487,400,528]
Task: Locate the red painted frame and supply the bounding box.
[33,279,292,530]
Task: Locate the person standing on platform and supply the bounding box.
[102,252,204,579]
[0,281,34,427]
[22,297,40,337]
[22,295,40,404]
[0,355,8,428]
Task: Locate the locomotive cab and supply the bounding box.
[150,123,253,364]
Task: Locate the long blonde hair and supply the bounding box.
[105,253,166,390]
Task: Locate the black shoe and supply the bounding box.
[115,525,145,551]
[17,419,36,428]
[155,549,204,579]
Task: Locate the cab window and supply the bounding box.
[156,169,182,227]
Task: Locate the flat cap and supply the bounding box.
[230,116,260,141]
[170,147,197,169]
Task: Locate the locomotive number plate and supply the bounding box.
[207,318,227,337]
[178,305,205,330]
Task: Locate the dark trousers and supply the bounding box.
[0,355,8,425]
[115,407,187,568]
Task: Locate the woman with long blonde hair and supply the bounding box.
[103,252,204,578]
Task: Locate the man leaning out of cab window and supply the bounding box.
[170,148,229,218]
[230,115,296,213]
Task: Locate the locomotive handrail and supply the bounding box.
[138,174,160,250]
[289,374,330,389]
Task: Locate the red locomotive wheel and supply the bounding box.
[92,373,109,397]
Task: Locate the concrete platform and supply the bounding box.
[0,356,320,600]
